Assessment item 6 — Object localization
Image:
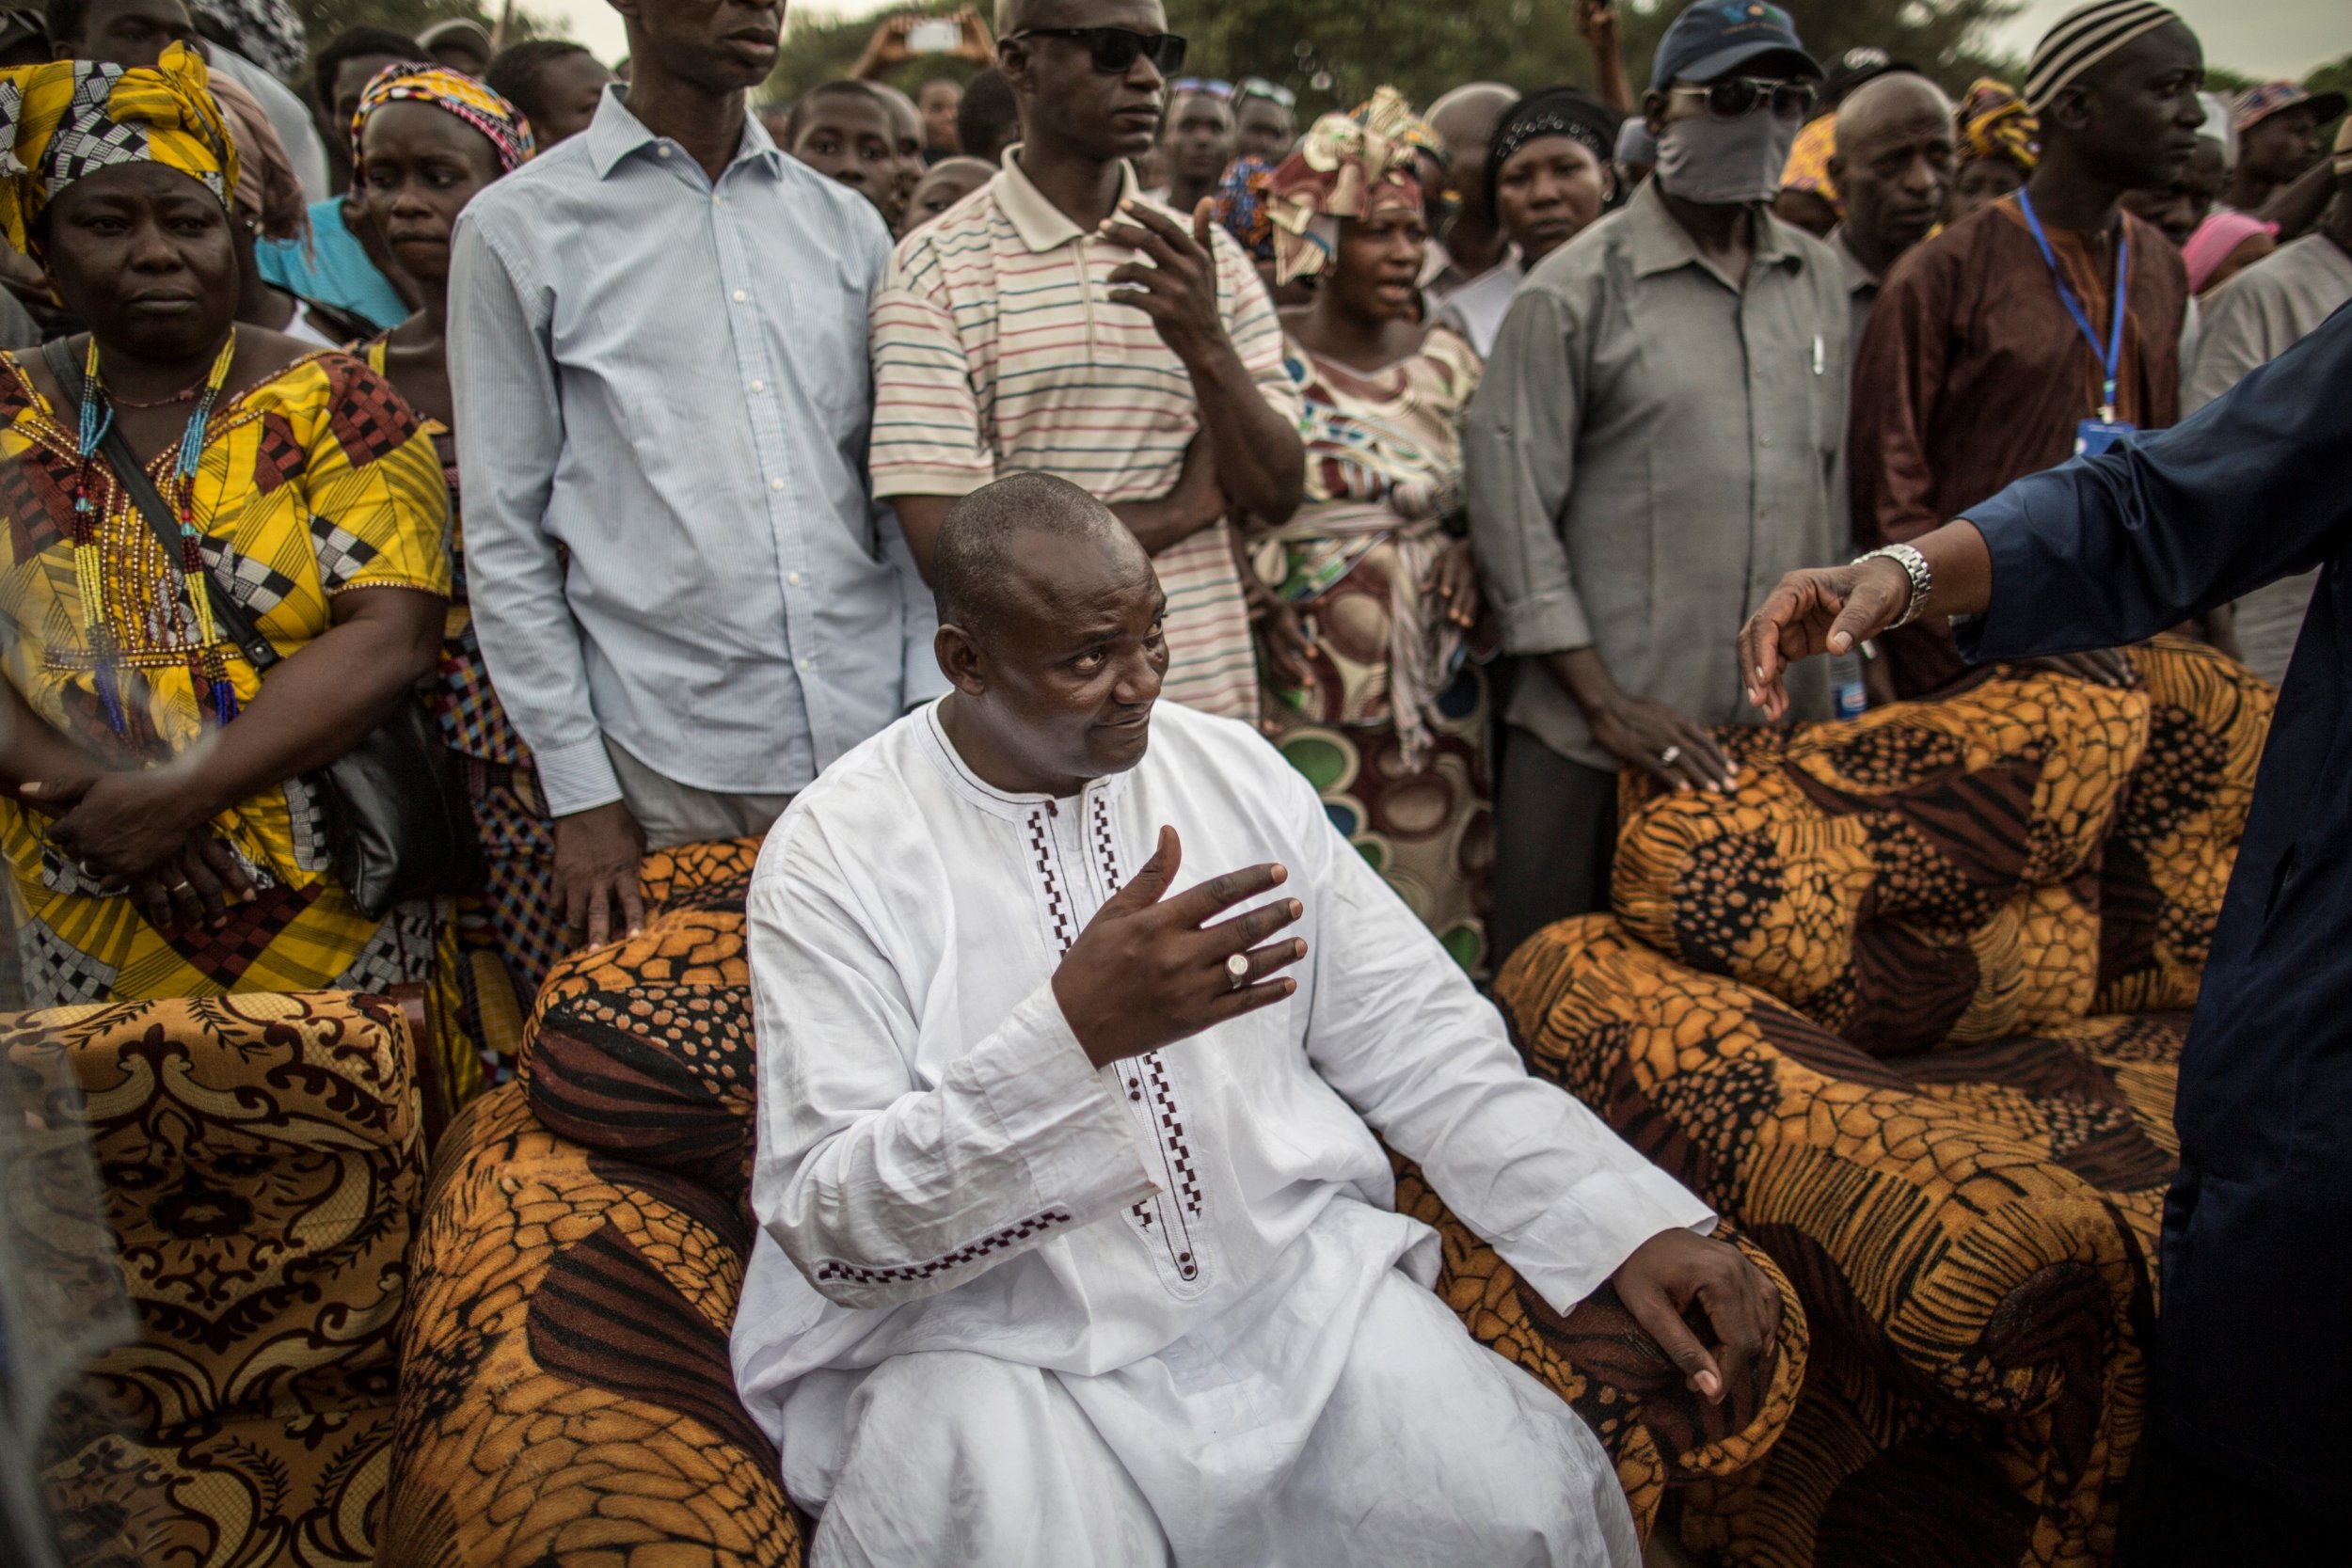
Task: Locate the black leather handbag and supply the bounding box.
[47,339,483,917]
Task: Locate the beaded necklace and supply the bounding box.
[70,329,240,733]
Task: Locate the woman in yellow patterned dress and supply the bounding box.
[1255,99,1494,974]
[0,49,474,1091]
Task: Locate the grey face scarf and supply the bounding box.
[1653,107,1800,205]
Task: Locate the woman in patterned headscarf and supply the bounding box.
[1250,102,1496,974]
[0,47,473,1086]
[345,63,546,1069]
[1950,78,2040,226]
[1437,86,1618,356]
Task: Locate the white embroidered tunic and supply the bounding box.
[730,700,1712,1543]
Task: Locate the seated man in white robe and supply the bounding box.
[730,472,1784,1567]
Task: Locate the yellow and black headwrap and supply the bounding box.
[0,42,239,257]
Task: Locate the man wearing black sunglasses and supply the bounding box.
[1466,0,1851,959]
[1233,76,1298,163]
[869,0,1306,724]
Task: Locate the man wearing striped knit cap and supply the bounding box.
[1848,0,2206,699]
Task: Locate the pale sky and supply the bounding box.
[533,0,2350,86]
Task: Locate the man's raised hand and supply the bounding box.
[1100,199,1229,367]
[1052,825,1307,1068]
[1737,558,1912,720]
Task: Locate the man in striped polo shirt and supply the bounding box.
[869,0,1305,721]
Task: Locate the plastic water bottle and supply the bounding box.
[1830,648,1867,720]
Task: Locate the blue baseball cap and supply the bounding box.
[1650,1,1821,89]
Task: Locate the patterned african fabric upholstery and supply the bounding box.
[7,991,426,1568]
[1497,641,2273,1568]
[383,839,1807,1565]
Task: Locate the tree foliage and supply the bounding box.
[1162,0,2035,118]
[284,0,558,53]
[764,0,2042,115]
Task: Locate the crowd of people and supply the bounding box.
[0,0,2342,1081]
[1,0,2345,1559]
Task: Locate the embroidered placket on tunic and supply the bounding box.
[1023,786,1208,1292]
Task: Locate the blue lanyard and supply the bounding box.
[2015,188,2129,422]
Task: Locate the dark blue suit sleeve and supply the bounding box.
[1959,301,2352,664]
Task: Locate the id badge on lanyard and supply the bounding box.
[2017,191,2137,457]
[2074,418,2135,456]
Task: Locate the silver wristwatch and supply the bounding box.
[1850,543,1932,630]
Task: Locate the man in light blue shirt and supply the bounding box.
[450,0,935,945]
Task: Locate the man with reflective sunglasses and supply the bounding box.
[1233,75,1297,162]
[869,0,1306,724]
[1466,0,1849,962]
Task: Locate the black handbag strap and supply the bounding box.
[42,335,280,673]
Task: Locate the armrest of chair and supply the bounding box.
[0,990,422,1432]
[1497,916,2151,1434]
[1391,1159,1807,1542]
[384,1082,803,1567]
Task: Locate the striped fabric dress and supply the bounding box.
[868,153,1301,720]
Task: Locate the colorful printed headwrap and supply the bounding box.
[1212,154,1277,264]
[1352,86,1446,169]
[0,44,239,258]
[1956,77,2041,175]
[1265,103,1426,286]
[351,63,536,186]
[1777,110,1840,212]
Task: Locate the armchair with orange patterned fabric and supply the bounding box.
[6,990,429,1568]
[1494,640,2272,1568]
[382,839,1809,1565]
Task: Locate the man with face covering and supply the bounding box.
[1463,0,1846,963]
[730,470,1778,1567]
[1849,0,2201,700]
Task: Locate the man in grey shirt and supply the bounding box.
[451,0,936,946]
[2183,120,2351,686]
[1467,0,1843,963]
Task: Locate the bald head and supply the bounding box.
[1426,82,1518,232]
[1428,82,1517,166]
[1428,83,1516,145]
[1833,71,1952,161]
[932,473,1166,788]
[934,473,1149,641]
[1830,71,1959,271]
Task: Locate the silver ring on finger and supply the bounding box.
[1659,744,1682,768]
[1224,952,1250,991]
[168,880,195,895]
